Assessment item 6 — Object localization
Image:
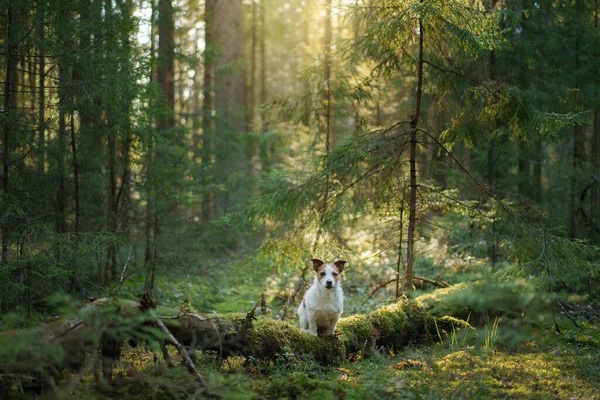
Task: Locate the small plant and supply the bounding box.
[434,313,472,349]
[483,316,500,350]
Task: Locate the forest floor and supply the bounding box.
[43,250,600,400]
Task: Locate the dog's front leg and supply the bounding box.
[307,316,318,336]
[325,317,339,335]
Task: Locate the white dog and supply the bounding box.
[298,258,346,336]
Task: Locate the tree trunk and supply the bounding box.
[202,0,214,221]
[532,138,542,203]
[569,0,584,239]
[213,0,247,215]
[1,0,19,264]
[37,2,46,175]
[157,0,175,130]
[592,0,599,242]
[259,0,270,171]
[145,0,157,268]
[517,141,529,198]
[406,9,424,292]
[248,0,257,131]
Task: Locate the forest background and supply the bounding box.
[0,0,599,398]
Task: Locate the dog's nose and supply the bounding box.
[325,280,333,288]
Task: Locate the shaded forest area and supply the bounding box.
[1,0,599,399]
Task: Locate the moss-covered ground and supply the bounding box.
[44,320,599,400]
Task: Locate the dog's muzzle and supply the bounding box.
[325,280,333,289]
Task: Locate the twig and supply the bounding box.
[362,276,450,305]
[155,318,207,393]
[362,278,396,305]
[557,300,582,331]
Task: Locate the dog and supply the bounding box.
[298,258,346,336]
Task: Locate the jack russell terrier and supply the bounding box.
[298,258,346,336]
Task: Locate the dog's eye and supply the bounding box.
[332,272,338,277]
[320,272,326,276]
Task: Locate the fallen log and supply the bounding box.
[0,288,473,394]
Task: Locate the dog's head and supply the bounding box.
[311,258,346,290]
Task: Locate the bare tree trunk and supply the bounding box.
[533,138,542,203]
[259,0,270,171]
[518,141,529,197]
[592,0,599,242]
[324,0,333,149]
[157,0,175,130]
[145,0,157,267]
[201,0,214,221]
[248,0,257,130]
[568,0,584,239]
[396,185,406,299]
[213,0,246,215]
[70,112,80,291]
[37,2,46,175]
[406,8,424,292]
[1,0,18,264]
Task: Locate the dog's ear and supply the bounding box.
[334,260,347,272]
[311,258,324,271]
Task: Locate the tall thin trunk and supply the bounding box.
[324,0,332,150]
[301,0,311,127]
[569,0,583,238]
[248,0,257,130]
[395,185,406,300]
[518,141,529,197]
[405,10,424,292]
[213,0,246,214]
[353,0,360,136]
[201,0,214,221]
[592,0,599,242]
[1,0,18,264]
[145,0,157,266]
[259,0,270,171]
[157,0,175,129]
[70,112,80,291]
[487,0,498,191]
[532,138,542,203]
[37,2,46,174]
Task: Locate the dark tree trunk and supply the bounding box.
[157,0,175,130]
[518,141,529,198]
[201,0,214,221]
[405,10,424,292]
[568,0,584,239]
[1,0,19,264]
[144,0,157,266]
[37,2,46,175]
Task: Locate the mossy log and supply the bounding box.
[0,290,472,391]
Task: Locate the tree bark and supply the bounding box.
[213,0,247,215]
[569,0,584,239]
[37,2,46,175]
[1,0,19,264]
[406,9,424,292]
[201,0,214,221]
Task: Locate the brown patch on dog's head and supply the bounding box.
[311,258,324,272]
[334,260,346,273]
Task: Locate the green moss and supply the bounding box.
[374,303,408,337]
[248,316,345,364]
[338,314,375,347]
